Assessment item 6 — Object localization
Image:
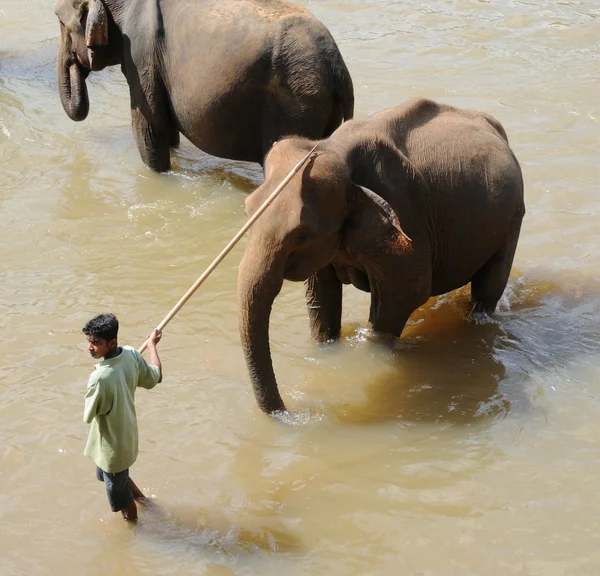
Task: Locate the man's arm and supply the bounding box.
[83,376,110,423]
[137,329,163,388]
[146,330,162,384]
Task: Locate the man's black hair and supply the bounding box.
[82,313,119,341]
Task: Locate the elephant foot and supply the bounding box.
[362,327,398,348]
[470,311,489,324]
[468,302,497,324]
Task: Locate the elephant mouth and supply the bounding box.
[68,55,91,77]
[285,274,310,282]
[284,269,311,282]
[283,259,314,282]
[86,46,117,72]
[283,239,340,282]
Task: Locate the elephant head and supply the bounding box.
[238,138,410,414]
[54,0,117,121]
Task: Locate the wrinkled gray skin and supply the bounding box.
[54,0,354,171]
[238,98,525,414]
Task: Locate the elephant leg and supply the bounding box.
[470,220,522,315]
[260,89,328,165]
[304,264,343,342]
[130,105,171,172]
[169,122,180,148]
[166,102,180,148]
[368,275,430,338]
[124,61,172,172]
[368,297,413,339]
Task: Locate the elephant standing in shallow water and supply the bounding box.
[238,98,525,414]
[53,0,354,171]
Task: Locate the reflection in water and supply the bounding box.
[135,501,301,556]
[171,140,264,193]
[325,274,600,426]
[336,324,509,426]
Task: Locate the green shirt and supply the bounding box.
[83,345,160,473]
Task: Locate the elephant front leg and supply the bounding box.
[304,264,343,342]
[169,124,180,148]
[131,107,172,172]
[168,110,180,148]
[368,278,429,340]
[123,57,173,171]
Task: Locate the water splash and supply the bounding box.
[271,408,326,427]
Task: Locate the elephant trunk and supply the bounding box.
[57,36,89,121]
[238,247,287,414]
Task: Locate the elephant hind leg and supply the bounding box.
[166,101,180,148]
[169,123,180,148]
[321,101,344,138]
[470,220,523,315]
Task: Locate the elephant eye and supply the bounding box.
[296,227,314,245]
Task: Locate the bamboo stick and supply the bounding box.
[138,143,319,353]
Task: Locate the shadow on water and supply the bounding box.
[132,499,301,562]
[327,271,600,426]
[170,141,264,192]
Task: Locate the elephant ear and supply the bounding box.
[344,184,411,253]
[85,0,108,47]
[55,0,80,28]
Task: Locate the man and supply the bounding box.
[82,313,162,522]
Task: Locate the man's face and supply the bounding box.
[86,335,116,359]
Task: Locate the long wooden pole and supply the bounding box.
[138,143,318,353]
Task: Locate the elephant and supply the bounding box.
[238,97,525,414]
[53,0,354,171]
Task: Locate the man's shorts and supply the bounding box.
[96,466,134,512]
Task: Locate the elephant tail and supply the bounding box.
[321,56,354,137]
[335,60,354,123]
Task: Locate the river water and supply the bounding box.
[1,0,599,574]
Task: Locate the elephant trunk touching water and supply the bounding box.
[238,246,287,414]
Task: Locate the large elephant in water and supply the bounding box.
[238,98,525,414]
[53,0,354,171]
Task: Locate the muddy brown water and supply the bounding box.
[1,1,599,574]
